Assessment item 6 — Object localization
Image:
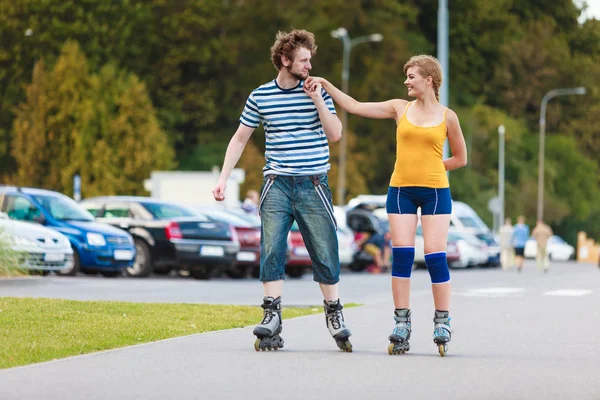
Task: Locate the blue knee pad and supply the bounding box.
[392,247,415,278]
[425,252,450,283]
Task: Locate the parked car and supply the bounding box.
[414,226,461,268]
[80,197,239,279]
[189,206,260,279]
[0,212,73,274]
[345,208,386,272]
[474,232,500,266]
[285,221,312,278]
[524,235,575,261]
[0,186,135,277]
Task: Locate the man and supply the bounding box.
[499,218,515,270]
[212,29,352,352]
[241,189,259,215]
[360,230,392,274]
[531,219,553,273]
[512,215,530,272]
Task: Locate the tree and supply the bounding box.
[12,40,173,196]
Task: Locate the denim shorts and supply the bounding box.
[386,186,452,215]
[259,174,339,284]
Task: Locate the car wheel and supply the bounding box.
[153,267,172,275]
[56,247,80,277]
[191,265,212,280]
[101,271,121,278]
[126,239,152,278]
[286,265,305,278]
[224,265,247,279]
[347,262,367,272]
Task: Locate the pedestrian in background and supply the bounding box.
[512,215,530,272]
[499,217,514,270]
[241,189,259,214]
[531,219,553,273]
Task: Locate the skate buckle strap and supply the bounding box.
[394,315,410,323]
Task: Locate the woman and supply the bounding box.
[305,55,467,356]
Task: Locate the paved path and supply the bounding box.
[1,261,598,399]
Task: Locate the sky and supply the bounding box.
[576,0,600,22]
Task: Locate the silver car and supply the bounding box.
[0,212,73,273]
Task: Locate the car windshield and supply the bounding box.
[141,202,196,219]
[291,221,300,232]
[458,216,481,228]
[475,233,497,245]
[549,236,565,244]
[207,210,254,227]
[33,194,94,222]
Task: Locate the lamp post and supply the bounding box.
[438,0,450,166]
[537,87,586,221]
[498,125,505,231]
[330,27,383,205]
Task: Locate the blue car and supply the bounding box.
[0,186,135,277]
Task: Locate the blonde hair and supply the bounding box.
[270,29,317,71]
[403,55,443,101]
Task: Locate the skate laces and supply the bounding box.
[393,322,411,337]
[328,309,343,330]
[261,309,275,325]
[434,322,451,337]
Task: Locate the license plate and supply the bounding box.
[236,251,257,262]
[44,253,65,262]
[200,246,224,257]
[294,247,309,256]
[114,250,134,260]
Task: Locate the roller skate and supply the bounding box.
[253,296,284,351]
[433,310,452,357]
[388,308,411,355]
[324,299,352,352]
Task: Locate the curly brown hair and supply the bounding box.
[270,29,317,71]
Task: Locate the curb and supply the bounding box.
[0,276,47,286]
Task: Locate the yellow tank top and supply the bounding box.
[389,102,449,188]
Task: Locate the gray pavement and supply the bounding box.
[1,260,599,399]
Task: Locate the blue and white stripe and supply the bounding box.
[240,80,337,176]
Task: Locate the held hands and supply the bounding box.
[303,76,326,101]
[212,181,226,202]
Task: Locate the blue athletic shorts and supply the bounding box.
[386,186,452,215]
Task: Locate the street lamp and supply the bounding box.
[537,87,586,221]
[498,124,505,231]
[330,27,383,205]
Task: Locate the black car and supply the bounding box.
[80,197,240,279]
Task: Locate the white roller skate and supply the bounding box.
[433,310,452,357]
[388,308,411,355]
[324,299,352,352]
[253,296,284,351]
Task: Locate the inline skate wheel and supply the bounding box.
[337,340,352,352]
[438,344,446,357]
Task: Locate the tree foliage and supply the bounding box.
[1,0,600,243]
[12,41,173,196]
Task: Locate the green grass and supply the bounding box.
[0,234,28,278]
[0,297,337,369]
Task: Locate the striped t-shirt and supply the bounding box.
[239,79,337,176]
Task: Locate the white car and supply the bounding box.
[414,226,487,269]
[0,212,73,273]
[524,236,575,261]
